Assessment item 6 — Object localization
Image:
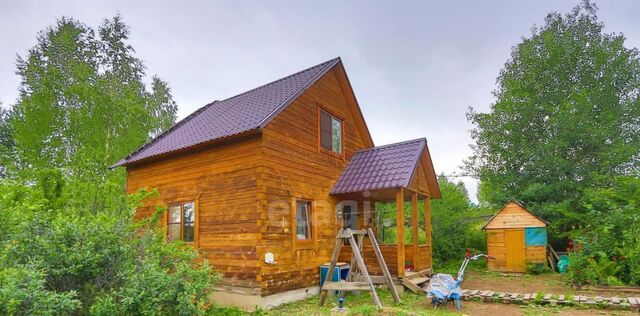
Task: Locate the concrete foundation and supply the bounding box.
[209,285,320,311]
[210,277,404,311]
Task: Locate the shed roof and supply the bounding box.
[330,138,441,198]
[114,57,342,167]
[482,200,547,230]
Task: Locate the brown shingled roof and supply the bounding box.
[114,57,340,167]
[330,138,439,196]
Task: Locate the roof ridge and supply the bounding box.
[113,57,342,167]
[257,57,340,128]
[219,57,340,104]
[354,137,426,154]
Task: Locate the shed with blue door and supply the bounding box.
[483,200,548,273]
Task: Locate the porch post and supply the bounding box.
[424,195,433,269]
[396,188,405,278]
[411,191,419,270]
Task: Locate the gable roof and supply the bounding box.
[330,138,441,198]
[114,57,342,167]
[482,199,548,230]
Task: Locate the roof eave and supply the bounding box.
[111,129,262,169]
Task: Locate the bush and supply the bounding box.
[0,176,218,314]
[0,267,80,315]
[565,176,640,286]
[527,263,550,275]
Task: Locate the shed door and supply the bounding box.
[505,229,526,272]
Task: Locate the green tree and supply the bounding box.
[465,1,640,234]
[0,105,14,177]
[567,175,640,286]
[430,176,475,265]
[10,16,176,210]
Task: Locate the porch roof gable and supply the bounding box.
[330,138,440,198]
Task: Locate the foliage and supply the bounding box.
[7,15,177,211]
[0,177,218,315]
[430,177,475,266]
[527,263,550,275]
[0,105,14,178]
[0,267,80,315]
[465,1,640,235]
[0,15,217,315]
[534,291,545,304]
[566,175,640,286]
[566,251,596,287]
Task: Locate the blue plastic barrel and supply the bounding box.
[320,263,350,286]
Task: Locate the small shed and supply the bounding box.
[483,200,548,273]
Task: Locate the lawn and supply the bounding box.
[223,289,635,316]
[211,268,637,315]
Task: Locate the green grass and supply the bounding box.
[211,290,460,316]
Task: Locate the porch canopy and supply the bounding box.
[330,138,441,278]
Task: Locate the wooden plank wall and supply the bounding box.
[487,229,547,272]
[526,246,547,264]
[126,64,436,297]
[338,243,431,277]
[258,66,371,295]
[487,229,507,271]
[126,136,263,291]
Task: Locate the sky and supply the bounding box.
[2,1,640,202]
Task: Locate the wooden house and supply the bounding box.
[114,58,441,309]
[483,200,548,273]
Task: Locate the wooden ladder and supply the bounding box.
[319,227,401,309]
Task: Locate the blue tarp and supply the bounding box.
[525,227,547,246]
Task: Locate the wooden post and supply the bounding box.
[347,231,382,309]
[424,196,432,269]
[411,191,419,270]
[396,188,405,278]
[368,228,401,303]
[319,234,343,306]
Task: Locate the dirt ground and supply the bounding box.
[462,270,632,298]
[449,301,635,316]
[264,270,637,316]
[463,271,568,294]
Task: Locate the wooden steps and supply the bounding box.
[401,269,432,294]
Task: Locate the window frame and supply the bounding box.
[291,197,316,250]
[317,105,345,159]
[166,200,199,247]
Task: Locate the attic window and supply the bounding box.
[320,110,342,154]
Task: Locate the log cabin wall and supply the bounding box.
[125,135,264,293]
[258,66,371,295]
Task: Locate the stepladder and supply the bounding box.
[319,228,400,309]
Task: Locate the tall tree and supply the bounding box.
[430,176,474,264]
[465,1,640,234]
[10,16,177,210]
[0,104,14,178]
